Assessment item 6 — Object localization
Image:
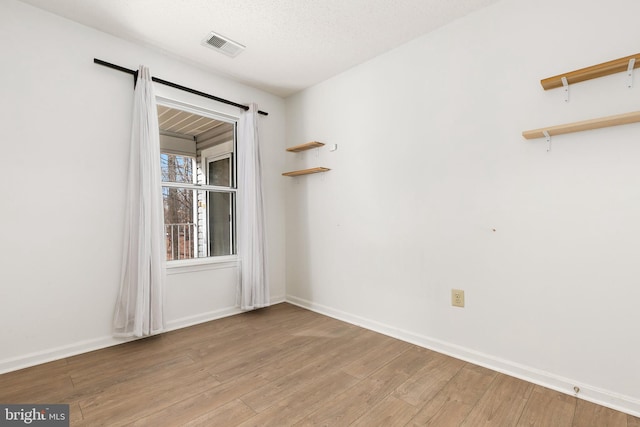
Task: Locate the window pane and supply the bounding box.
[161,153,194,184]
[208,191,234,256]
[163,187,195,260]
[162,187,235,260]
[208,156,231,187]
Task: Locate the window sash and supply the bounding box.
[161,181,237,193]
[163,186,236,261]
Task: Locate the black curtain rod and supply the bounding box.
[94,58,268,116]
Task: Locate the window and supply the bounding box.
[157,101,237,262]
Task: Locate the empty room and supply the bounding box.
[1,0,639,425]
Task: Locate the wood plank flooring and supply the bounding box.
[0,303,637,426]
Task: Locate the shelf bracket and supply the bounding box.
[561,77,569,102]
[628,58,636,88]
[543,130,551,152]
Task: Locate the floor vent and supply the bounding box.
[203,32,245,58]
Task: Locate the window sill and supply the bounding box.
[166,255,239,275]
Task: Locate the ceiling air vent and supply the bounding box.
[203,31,245,58]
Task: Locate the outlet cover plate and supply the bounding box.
[452,289,465,308]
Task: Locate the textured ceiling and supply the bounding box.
[18,0,501,97]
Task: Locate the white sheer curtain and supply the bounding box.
[113,66,166,337]
[237,103,270,310]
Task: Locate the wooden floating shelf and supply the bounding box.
[286,141,325,152]
[541,53,640,90]
[522,111,640,140]
[282,167,330,177]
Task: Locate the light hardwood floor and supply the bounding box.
[1,303,638,426]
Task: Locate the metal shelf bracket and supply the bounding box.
[628,58,636,88]
[561,77,569,102]
[543,130,551,152]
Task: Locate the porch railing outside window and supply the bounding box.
[165,223,197,260]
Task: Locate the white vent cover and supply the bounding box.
[203,32,245,57]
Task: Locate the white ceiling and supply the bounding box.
[157,105,227,139]
[18,0,501,97]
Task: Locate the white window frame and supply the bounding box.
[156,97,239,270]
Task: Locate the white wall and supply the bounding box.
[0,0,286,371]
[285,0,640,416]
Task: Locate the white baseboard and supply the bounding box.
[286,295,640,418]
[165,307,244,332]
[165,294,285,331]
[0,335,134,375]
[0,295,287,375]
